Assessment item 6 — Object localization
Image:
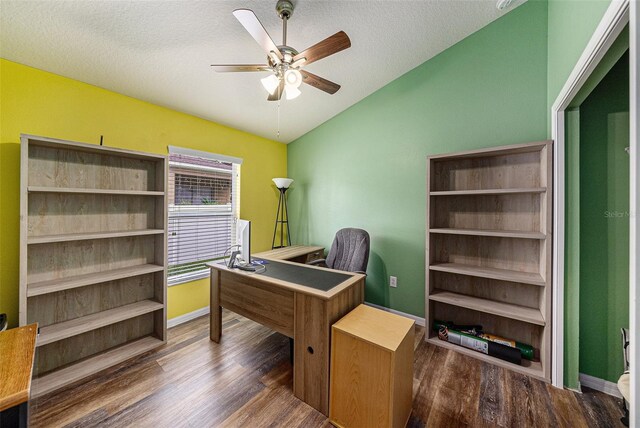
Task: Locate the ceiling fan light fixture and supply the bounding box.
[284,85,301,100]
[290,57,306,68]
[261,74,280,94]
[268,51,281,65]
[284,69,302,88]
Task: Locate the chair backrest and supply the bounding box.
[326,228,370,273]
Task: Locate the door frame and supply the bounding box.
[629,0,638,425]
[550,0,629,388]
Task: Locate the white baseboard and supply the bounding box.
[168,306,210,328]
[579,373,623,398]
[365,302,426,327]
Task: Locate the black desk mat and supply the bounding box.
[253,258,352,292]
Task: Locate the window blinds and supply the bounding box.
[167,148,241,285]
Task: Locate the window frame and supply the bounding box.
[167,146,241,286]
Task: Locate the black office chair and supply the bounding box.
[309,228,370,274]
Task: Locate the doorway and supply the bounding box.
[565,47,630,393]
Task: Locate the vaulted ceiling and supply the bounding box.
[0,0,524,143]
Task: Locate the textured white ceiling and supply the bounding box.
[0,0,525,143]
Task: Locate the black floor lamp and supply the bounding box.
[272,178,293,249]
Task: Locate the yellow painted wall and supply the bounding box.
[0,59,287,326]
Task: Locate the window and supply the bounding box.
[167,146,241,285]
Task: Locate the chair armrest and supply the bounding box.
[308,258,327,267]
[354,270,367,275]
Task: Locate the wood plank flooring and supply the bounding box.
[30,311,625,427]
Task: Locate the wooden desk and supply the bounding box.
[254,245,324,264]
[208,258,364,415]
[0,324,37,428]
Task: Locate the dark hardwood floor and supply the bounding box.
[30,311,625,427]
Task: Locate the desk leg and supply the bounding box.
[293,293,330,415]
[293,281,365,415]
[0,402,28,428]
[210,268,221,343]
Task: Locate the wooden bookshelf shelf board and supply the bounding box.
[28,229,165,244]
[429,263,545,286]
[426,140,552,382]
[28,186,165,196]
[430,188,546,196]
[429,228,545,240]
[27,264,165,297]
[32,336,163,398]
[425,337,545,381]
[37,300,164,347]
[429,291,545,326]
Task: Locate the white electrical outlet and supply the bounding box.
[390,276,397,288]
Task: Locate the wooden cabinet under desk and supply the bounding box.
[330,304,415,428]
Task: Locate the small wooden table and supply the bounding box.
[254,245,324,264]
[0,324,38,428]
[330,305,415,428]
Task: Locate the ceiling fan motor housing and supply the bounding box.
[276,0,294,19]
[269,45,299,68]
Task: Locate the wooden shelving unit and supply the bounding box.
[19,134,167,397]
[426,140,552,382]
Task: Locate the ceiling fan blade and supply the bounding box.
[233,9,283,60]
[267,79,285,101]
[210,64,270,72]
[293,31,351,66]
[300,71,341,94]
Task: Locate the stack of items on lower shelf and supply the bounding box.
[433,320,535,366]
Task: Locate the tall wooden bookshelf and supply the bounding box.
[19,134,167,397]
[426,140,552,382]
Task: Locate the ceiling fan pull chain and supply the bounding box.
[277,99,281,140]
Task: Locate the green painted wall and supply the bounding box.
[578,53,629,383]
[547,0,612,129]
[287,0,548,317]
[288,0,627,386]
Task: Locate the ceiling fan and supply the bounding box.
[211,0,351,101]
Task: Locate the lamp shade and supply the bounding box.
[272,178,294,189]
[284,69,302,88]
[284,85,301,100]
[261,74,280,95]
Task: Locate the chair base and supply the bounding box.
[622,399,629,427]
